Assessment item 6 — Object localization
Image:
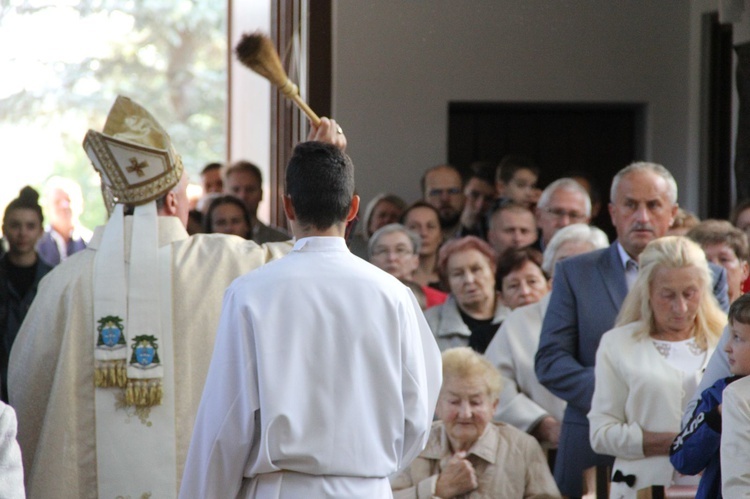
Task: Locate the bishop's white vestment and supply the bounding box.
[179,236,442,499]
[8,217,291,498]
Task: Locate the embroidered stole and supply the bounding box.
[93,205,177,497]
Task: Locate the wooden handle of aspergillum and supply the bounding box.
[291,94,320,126]
[278,78,320,126]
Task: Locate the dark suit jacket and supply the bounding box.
[534,242,728,496]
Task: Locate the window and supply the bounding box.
[0,0,229,228]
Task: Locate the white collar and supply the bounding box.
[292,236,348,252]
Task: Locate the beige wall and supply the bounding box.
[331,1,700,214]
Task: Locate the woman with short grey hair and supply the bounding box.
[368,223,447,309]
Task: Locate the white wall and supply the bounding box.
[332,1,697,212]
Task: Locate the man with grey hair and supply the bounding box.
[369,223,447,309]
[535,178,591,250]
[535,162,729,498]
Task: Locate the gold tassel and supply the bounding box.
[125,383,135,406]
[121,379,164,407]
[117,364,127,388]
[108,364,117,385]
[138,382,147,406]
[148,381,163,406]
[95,361,128,388]
[148,382,156,405]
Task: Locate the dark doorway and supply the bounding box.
[448,102,645,239]
[700,12,733,218]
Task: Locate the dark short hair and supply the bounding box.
[224,160,262,184]
[496,154,539,184]
[495,247,546,286]
[204,195,252,234]
[200,162,222,176]
[729,293,750,326]
[468,161,496,185]
[285,141,355,230]
[3,186,43,226]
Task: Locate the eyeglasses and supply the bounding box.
[545,207,587,222]
[427,187,462,198]
[372,246,414,258]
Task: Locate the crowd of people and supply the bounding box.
[2,96,750,498]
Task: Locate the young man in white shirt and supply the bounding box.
[181,140,442,499]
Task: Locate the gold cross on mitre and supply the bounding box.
[127,157,149,177]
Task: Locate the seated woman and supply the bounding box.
[203,195,252,238]
[402,201,445,292]
[495,246,549,310]
[424,236,508,353]
[486,224,609,446]
[390,347,561,498]
[0,186,52,402]
[588,236,726,498]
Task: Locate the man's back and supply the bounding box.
[182,236,441,498]
[9,220,290,498]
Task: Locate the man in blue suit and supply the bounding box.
[535,162,729,497]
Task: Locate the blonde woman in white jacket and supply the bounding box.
[588,237,725,498]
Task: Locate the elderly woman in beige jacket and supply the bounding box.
[588,237,725,498]
[390,347,561,498]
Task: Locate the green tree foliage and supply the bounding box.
[0,0,226,227]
